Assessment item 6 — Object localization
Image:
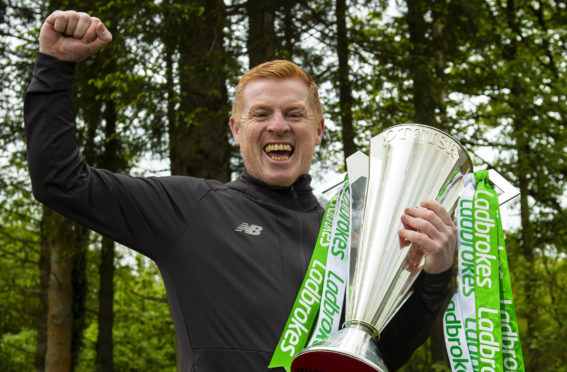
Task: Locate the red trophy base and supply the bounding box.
[290,326,388,372]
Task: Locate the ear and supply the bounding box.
[230,117,241,146]
[315,118,324,145]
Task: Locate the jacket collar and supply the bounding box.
[229,168,320,211]
[239,168,313,192]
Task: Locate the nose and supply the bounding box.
[267,111,290,135]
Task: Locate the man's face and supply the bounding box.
[230,78,324,187]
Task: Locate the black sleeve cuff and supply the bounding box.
[28,52,76,93]
[414,266,453,295]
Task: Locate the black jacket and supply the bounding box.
[25,53,451,371]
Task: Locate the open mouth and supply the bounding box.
[264,143,294,161]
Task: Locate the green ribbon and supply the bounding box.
[495,190,525,371]
[444,171,525,372]
[474,170,504,371]
[308,182,351,346]
[268,186,342,371]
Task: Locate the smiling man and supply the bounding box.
[25,10,457,372]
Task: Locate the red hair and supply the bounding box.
[231,60,323,124]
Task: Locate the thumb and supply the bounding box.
[96,22,112,43]
[76,22,112,61]
[86,22,112,54]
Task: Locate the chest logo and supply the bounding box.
[235,222,263,236]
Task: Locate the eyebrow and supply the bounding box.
[285,105,307,112]
[248,105,273,112]
[248,104,307,112]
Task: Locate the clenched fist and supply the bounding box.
[39,10,112,62]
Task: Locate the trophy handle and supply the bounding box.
[314,169,519,207]
[488,169,519,205]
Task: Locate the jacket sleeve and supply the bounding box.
[24,53,202,260]
[378,268,452,371]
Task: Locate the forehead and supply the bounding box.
[242,78,311,109]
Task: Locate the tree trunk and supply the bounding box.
[71,224,88,372]
[45,212,73,372]
[35,208,52,372]
[335,0,356,165]
[247,0,278,68]
[95,237,115,372]
[171,0,231,182]
[406,0,436,126]
[503,0,540,368]
[516,140,538,370]
[94,93,122,371]
[282,0,296,59]
[432,1,447,132]
[428,2,450,365]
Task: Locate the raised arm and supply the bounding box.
[25,11,205,259]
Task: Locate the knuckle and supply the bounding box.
[66,10,78,20]
[424,209,435,219]
[419,220,430,231]
[416,232,427,245]
[407,217,420,229]
[434,242,442,252]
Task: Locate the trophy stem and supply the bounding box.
[291,325,388,372]
[344,320,380,340]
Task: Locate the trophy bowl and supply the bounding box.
[291,124,473,372]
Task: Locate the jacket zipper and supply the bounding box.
[290,185,298,199]
[298,211,307,278]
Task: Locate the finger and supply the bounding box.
[398,218,413,248]
[398,228,440,254]
[63,11,79,36]
[404,203,451,237]
[420,198,453,226]
[95,21,112,42]
[45,10,65,26]
[402,211,456,256]
[83,21,112,54]
[401,210,444,241]
[398,232,411,248]
[73,12,92,39]
[46,11,69,33]
[82,17,98,43]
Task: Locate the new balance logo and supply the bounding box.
[235,222,263,236]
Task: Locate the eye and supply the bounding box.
[287,110,305,120]
[251,110,270,120]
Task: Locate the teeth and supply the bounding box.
[265,144,293,152]
[272,156,290,161]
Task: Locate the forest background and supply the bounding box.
[1,0,566,371]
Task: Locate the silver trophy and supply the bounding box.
[292,124,473,372]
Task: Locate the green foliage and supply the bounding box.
[505,232,567,370]
[113,254,176,371]
[74,250,176,371]
[0,329,36,372]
